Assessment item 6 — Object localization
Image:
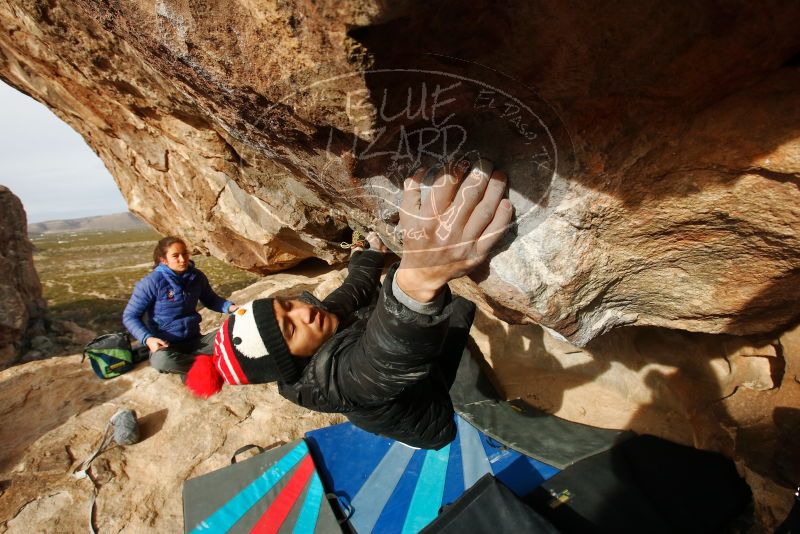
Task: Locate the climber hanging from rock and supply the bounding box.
[185,158,513,449]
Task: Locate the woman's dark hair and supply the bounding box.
[153,236,187,268]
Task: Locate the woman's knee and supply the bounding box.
[149,349,196,374]
[148,349,173,372]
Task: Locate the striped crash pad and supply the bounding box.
[183,439,339,533]
[304,416,560,533]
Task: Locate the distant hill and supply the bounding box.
[28,212,150,234]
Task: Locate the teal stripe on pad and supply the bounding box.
[190,441,309,533]
[292,472,323,534]
[401,444,451,533]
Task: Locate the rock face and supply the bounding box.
[1,2,799,529]
[0,1,798,344]
[0,186,45,366]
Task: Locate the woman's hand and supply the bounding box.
[146,337,169,353]
[395,159,513,302]
[228,304,239,313]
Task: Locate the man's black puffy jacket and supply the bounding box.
[278,250,476,449]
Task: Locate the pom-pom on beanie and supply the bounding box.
[185,298,298,397]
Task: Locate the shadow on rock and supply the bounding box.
[473,306,611,415]
[138,408,168,441]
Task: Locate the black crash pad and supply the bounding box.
[422,474,559,534]
[526,434,752,533]
[451,349,633,470]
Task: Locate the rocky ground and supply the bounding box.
[0,260,797,532]
[470,310,800,530]
[1,1,798,530]
[0,357,345,532]
[0,264,347,533]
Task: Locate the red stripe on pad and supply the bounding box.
[249,454,315,534]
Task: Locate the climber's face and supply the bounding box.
[272,298,339,357]
[160,242,190,273]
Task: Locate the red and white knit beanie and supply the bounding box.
[185,298,298,397]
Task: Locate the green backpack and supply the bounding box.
[83,332,140,379]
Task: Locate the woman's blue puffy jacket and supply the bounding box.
[122,263,232,344]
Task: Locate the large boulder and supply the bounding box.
[0,186,45,366]
[0,1,798,344]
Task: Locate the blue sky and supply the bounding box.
[0,80,128,223]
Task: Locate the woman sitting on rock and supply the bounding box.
[123,236,238,375]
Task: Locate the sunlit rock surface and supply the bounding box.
[0,186,45,366]
[1,0,798,343]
